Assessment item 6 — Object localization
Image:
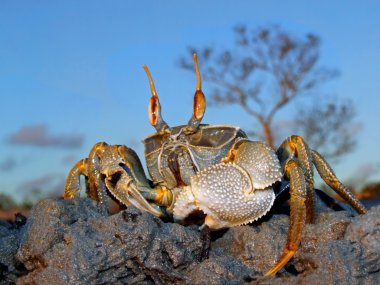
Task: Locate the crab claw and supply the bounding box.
[173,141,282,230]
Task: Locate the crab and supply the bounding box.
[63,54,367,276]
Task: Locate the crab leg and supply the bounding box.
[64,158,88,199]
[277,136,316,223]
[64,142,110,204]
[64,142,110,214]
[87,142,110,204]
[265,159,307,276]
[311,150,367,214]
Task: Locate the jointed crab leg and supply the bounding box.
[87,142,109,204]
[64,158,88,199]
[265,159,307,276]
[277,135,316,223]
[311,150,367,214]
[64,142,112,205]
[265,135,367,276]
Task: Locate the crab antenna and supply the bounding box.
[143,64,169,132]
[187,53,206,131]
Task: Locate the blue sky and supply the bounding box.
[0,1,379,201]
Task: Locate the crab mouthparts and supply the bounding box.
[167,149,198,187]
[158,145,199,189]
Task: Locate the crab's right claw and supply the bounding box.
[104,170,164,218]
[64,142,169,218]
[101,144,168,217]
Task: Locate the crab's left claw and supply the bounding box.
[173,140,282,230]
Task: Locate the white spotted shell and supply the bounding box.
[173,141,282,230]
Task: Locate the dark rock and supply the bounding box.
[13,214,27,229]
[0,197,379,284]
[0,217,28,284]
[15,198,207,284]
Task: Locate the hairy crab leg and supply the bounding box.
[64,142,109,204]
[265,159,307,276]
[311,150,367,214]
[277,135,316,223]
[87,142,110,204]
[64,158,88,199]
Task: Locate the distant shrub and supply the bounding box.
[360,182,380,199]
[0,193,17,210]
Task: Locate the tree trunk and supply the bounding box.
[262,120,275,149]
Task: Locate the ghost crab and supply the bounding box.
[64,54,367,276]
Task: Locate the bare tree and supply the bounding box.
[294,98,359,159]
[179,25,357,159]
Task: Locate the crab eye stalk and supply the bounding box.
[143,64,170,133]
[187,53,206,132]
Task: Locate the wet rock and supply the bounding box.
[1,198,379,284]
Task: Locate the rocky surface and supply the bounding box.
[0,214,28,284]
[0,197,379,285]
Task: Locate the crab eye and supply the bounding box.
[187,53,206,130]
[149,96,159,126]
[193,90,206,120]
[143,64,170,132]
